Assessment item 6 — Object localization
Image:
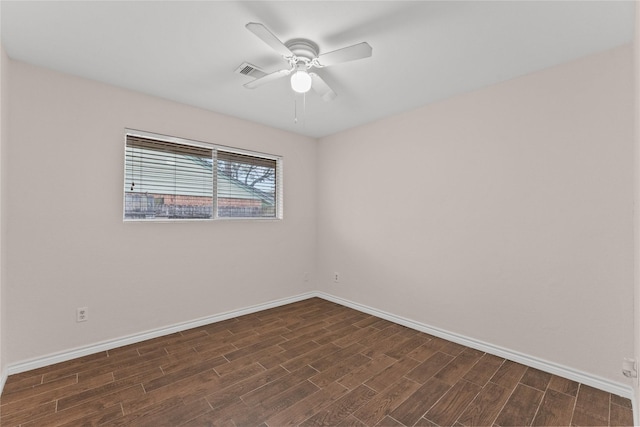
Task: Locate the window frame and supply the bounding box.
[123,129,283,222]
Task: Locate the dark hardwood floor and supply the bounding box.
[0,297,634,426]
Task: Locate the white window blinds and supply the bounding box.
[124,135,213,219]
[123,131,282,221]
[217,150,278,218]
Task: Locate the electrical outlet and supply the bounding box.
[622,358,637,378]
[333,272,339,283]
[303,272,309,282]
[76,307,88,323]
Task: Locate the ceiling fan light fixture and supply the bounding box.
[290,70,312,93]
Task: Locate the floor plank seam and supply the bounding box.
[608,392,612,426]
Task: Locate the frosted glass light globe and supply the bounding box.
[290,70,312,93]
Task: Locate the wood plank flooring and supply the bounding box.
[0,297,634,426]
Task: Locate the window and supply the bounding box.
[124,131,282,221]
[124,135,214,220]
[217,150,278,218]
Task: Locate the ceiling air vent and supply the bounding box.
[235,62,267,80]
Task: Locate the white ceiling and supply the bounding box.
[1,1,635,138]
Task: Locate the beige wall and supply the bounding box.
[4,59,317,364]
[317,45,634,385]
[0,45,7,384]
[634,1,640,419]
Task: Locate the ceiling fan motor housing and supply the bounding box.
[285,39,319,64]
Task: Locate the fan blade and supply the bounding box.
[316,42,372,67]
[310,72,337,102]
[244,69,291,89]
[246,22,293,57]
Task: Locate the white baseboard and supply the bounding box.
[3,290,634,406]
[315,291,634,400]
[4,292,316,380]
[0,369,7,396]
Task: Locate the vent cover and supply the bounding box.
[235,62,267,80]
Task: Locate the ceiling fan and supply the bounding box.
[242,22,373,101]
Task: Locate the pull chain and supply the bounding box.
[293,93,307,126]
